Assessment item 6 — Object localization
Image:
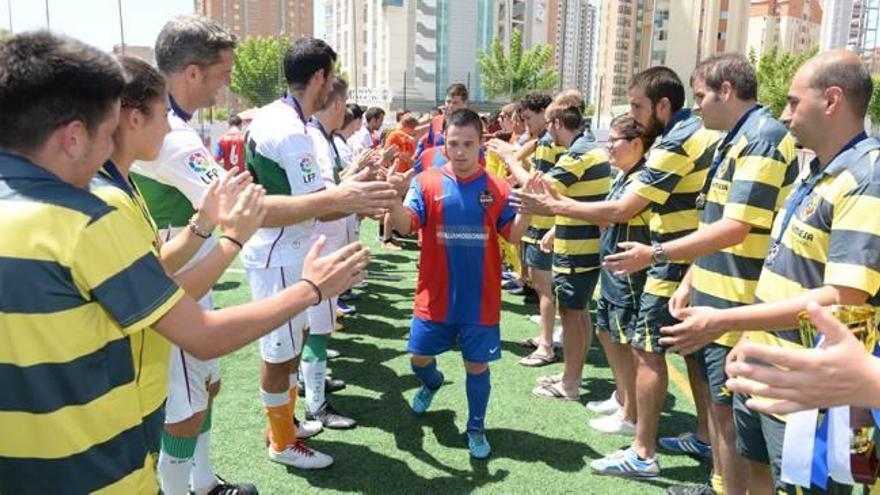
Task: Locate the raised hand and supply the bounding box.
[218,183,267,243]
[336,168,400,217]
[302,237,371,299]
[199,167,253,227]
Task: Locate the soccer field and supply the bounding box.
[208,220,708,494]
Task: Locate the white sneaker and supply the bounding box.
[586,391,622,415]
[268,441,333,469]
[589,411,636,436]
[296,419,323,439]
[529,314,562,325]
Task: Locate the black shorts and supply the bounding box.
[595,297,637,345]
[524,242,553,271]
[695,343,733,405]
[628,293,676,354]
[552,270,599,311]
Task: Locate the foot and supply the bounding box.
[196,475,258,495]
[411,378,443,415]
[326,348,341,360]
[518,348,557,367]
[336,300,356,315]
[268,441,333,469]
[467,431,491,460]
[353,279,368,289]
[306,402,357,429]
[658,432,712,459]
[666,483,716,495]
[263,418,323,447]
[588,411,636,436]
[297,376,346,397]
[535,372,564,386]
[531,382,579,401]
[502,279,524,292]
[586,391,622,415]
[590,447,660,478]
[383,239,403,250]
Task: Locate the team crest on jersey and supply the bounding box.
[801,193,819,219]
[717,157,733,179]
[186,151,221,184]
[300,155,317,183]
[479,190,495,209]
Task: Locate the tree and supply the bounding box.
[230,36,289,108]
[477,28,558,100]
[868,75,880,128]
[749,45,818,117]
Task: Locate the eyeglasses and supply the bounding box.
[607,135,636,146]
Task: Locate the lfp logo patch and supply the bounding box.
[186,151,221,184]
[300,155,317,184]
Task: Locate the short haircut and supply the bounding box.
[610,113,655,151]
[691,53,758,101]
[118,55,166,117]
[553,89,585,114]
[446,83,469,101]
[347,103,364,120]
[324,78,349,107]
[341,107,356,128]
[545,102,582,131]
[500,102,519,116]
[155,15,237,74]
[811,56,874,118]
[400,113,419,128]
[229,114,242,127]
[395,108,410,122]
[630,66,685,112]
[445,108,483,136]
[365,107,385,122]
[0,31,124,154]
[519,92,553,114]
[284,37,337,89]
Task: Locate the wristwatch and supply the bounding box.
[651,241,669,266]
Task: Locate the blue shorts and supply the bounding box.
[407,317,502,364]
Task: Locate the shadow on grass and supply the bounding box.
[213,280,241,292]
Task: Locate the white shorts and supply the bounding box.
[165,293,221,424]
[306,232,344,335]
[345,215,360,245]
[247,262,308,364]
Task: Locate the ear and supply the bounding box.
[825,86,844,115]
[60,120,89,159]
[124,108,143,129]
[720,81,734,101]
[184,63,202,83]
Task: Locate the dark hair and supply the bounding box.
[118,55,166,117]
[519,92,552,114]
[347,103,364,120]
[811,56,874,118]
[0,31,124,154]
[395,108,410,122]
[691,53,758,101]
[545,103,582,131]
[365,107,385,122]
[229,114,242,127]
[446,83,468,101]
[444,108,483,136]
[155,15,237,74]
[284,37,337,89]
[630,66,685,112]
[341,107,356,129]
[610,114,655,151]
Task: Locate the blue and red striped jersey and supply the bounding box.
[413,146,447,174]
[404,165,517,326]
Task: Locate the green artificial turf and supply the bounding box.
[208,219,709,494]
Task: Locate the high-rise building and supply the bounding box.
[747,0,823,57]
[197,0,314,39]
[554,0,597,102]
[820,0,880,70]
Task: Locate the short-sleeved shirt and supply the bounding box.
[214,128,246,171]
[0,152,184,494]
[415,114,446,158]
[600,160,651,307]
[627,109,721,298]
[307,118,348,243]
[386,129,416,172]
[404,165,517,326]
[241,97,325,268]
[522,131,567,245]
[545,132,612,274]
[749,134,880,349]
[348,126,379,157]
[414,145,447,174]
[689,106,799,347]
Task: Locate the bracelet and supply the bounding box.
[300,278,323,306]
[188,218,212,239]
[219,235,243,250]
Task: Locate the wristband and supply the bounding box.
[219,235,243,250]
[188,218,212,239]
[301,278,323,306]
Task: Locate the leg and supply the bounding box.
[714,402,748,494]
[748,462,774,495]
[632,348,668,459]
[686,354,712,445]
[559,307,591,395]
[530,266,556,355]
[732,392,774,495]
[190,376,221,494]
[463,360,490,432]
[407,318,454,403]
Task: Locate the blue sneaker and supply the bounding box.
[339,290,360,302]
[337,300,356,315]
[411,377,442,415]
[467,431,491,459]
[591,446,660,478]
[658,432,712,458]
[501,279,523,291]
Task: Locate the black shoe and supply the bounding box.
[203,475,258,495]
[522,286,539,304]
[306,402,357,429]
[666,484,715,495]
[297,376,346,397]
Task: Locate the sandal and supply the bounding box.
[519,350,558,367]
[518,337,539,349]
[532,382,579,401]
[535,372,564,386]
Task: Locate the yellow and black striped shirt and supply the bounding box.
[750,134,880,349]
[690,106,799,347]
[0,152,184,494]
[546,132,611,274]
[627,110,720,297]
[523,131,567,245]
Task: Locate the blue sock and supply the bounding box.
[411,359,443,390]
[466,369,491,432]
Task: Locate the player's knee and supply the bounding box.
[410,354,434,368]
[464,361,489,375]
[262,360,295,392]
[164,410,206,438]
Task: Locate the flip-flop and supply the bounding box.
[535,372,564,386]
[518,337,539,349]
[532,382,579,401]
[518,350,558,367]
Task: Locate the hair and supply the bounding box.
[347,103,364,121]
[155,15,237,75]
[400,113,419,128]
[630,66,685,112]
[395,108,410,122]
[324,78,349,107]
[0,31,124,154]
[229,114,242,127]
[691,53,758,101]
[446,83,469,101]
[365,106,385,122]
[117,55,166,118]
[341,107,357,128]
[500,102,519,116]
[610,114,655,151]
[553,89,586,114]
[810,56,874,118]
[545,91,585,131]
[519,91,553,114]
[283,37,337,89]
[445,108,483,136]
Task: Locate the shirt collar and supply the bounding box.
[0,151,63,181]
[816,131,870,177]
[168,93,193,122]
[283,95,307,125]
[725,104,764,145]
[662,109,692,137]
[99,160,134,196]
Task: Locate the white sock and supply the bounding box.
[302,360,326,414]
[190,430,216,494]
[158,450,193,495]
